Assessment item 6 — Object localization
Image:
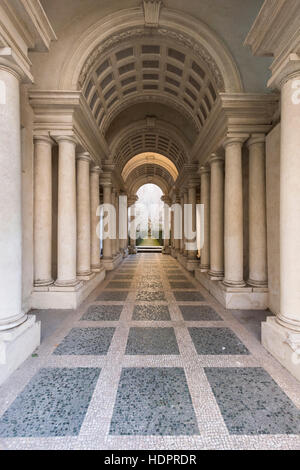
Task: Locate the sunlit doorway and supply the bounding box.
[135,184,164,249]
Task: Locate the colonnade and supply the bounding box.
[165,134,268,290]
[33,138,129,288]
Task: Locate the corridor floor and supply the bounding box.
[1,254,300,450]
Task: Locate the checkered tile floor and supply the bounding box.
[0,254,300,450]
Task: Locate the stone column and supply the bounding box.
[76,152,92,278]
[223,137,246,288]
[199,165,210,272]
[102,182,113,260]
[170,207,174,249]
[55,136,79,287]
[247,135,267,287]
[115,191,120,255]
[111,190,117,257]
[0,64,27,330]
[277,73,300,331]
[180,195,184,253]
[128,196,138,254]
[208,154,224,280]
[34,136,53,286]
[161,196,170,250]
[90,166,101,272]
[183,190,188,256]
[187,183,198,260]
[174,195,181,253]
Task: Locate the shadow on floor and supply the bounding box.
[30,309,74,342]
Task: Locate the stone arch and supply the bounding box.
[58,7,243,94]
[111,120,191,172]
[128,175,171,196]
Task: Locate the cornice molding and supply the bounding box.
[245,0,300,89]
[0,0,56,82]
[29,90,109,164]
[191,92,279,165]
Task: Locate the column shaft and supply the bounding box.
[187,185,197,259]
[102,184,113,259]
[209,155,224,279]
[90,167,101,271]
[183,191,188,256]
[223,139,246,287]
[111,191,117,257]
[55,137,78,286]
[200,166,210,271]
[277,75,300,330]
[34,136,53,286]
[248,136,267,287]
[180,195,184,253]
[76,153,92,276]
[0,66,26,329]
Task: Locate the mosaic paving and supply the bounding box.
[0,253,300,450]
[81,305,123,321]
[126,327,180,355]
[110,368,199,435]
[189,327,250,355]
[53,327,115,355]
[0,368,100,437]
[132,305,171,321]
[179,305,222,322]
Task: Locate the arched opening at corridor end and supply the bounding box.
[135,184,164,248]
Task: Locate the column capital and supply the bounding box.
[209,153,224,166]
[199,164,210,176]
[54,135,77,146]
[33,135,55,146]
[90,165,102,175]
[188,177,200,189]
[76,152,92,163]
[0,49,25,82]
[223,135,249,149]
[101,181,112,188]
[247,134,266,148]
[128,195,138,207]
[268,53,300,89]
[161,195,171,206]
[102,162,115,173]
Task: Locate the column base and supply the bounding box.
[102,253,122,270]
[171,247,177,258]
[91,264,101,273]
[195,270,268,310]
[54,279,81,288]
[34,279,54,287]
[128,246,137,255]
[177,253,188,269]
[262,317,300,382]
[247,278,268,288]
[162,246,171,255]
[186,259,199,272]
[0,315,41,385]
[31,268,105,309]
[77,272,95,281]
[223,279,246,288]
[208,270,224,281]
[200,264,210,272]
